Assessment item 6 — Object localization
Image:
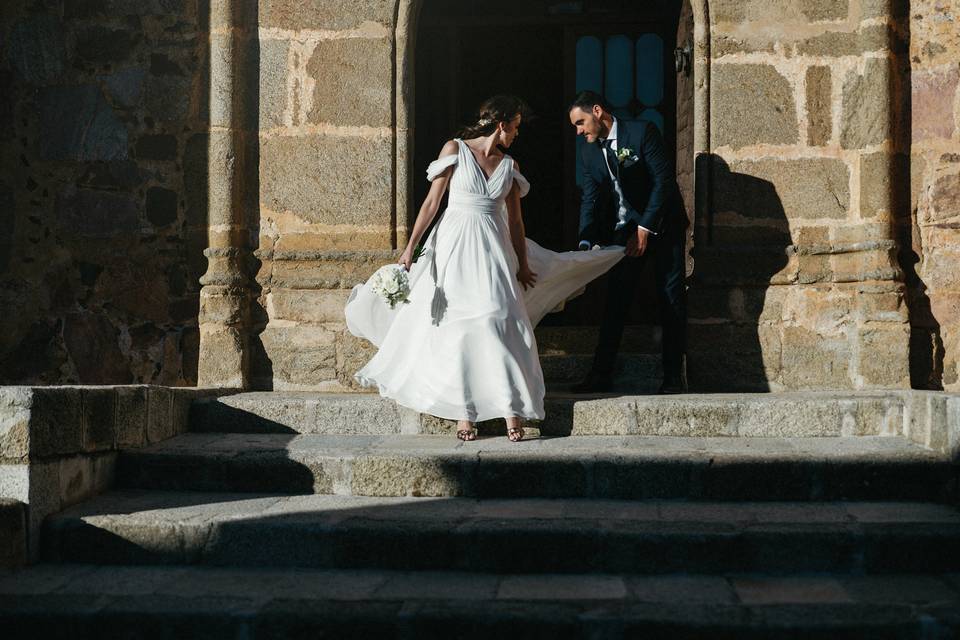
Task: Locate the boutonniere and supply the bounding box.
[617,147,638,167]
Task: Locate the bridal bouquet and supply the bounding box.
[370,265,411,309]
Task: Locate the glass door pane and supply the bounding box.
[604,35,633,120]
[575,36,602,93]
[635,33,663,107]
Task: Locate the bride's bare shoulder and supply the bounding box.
[439,139,459,158]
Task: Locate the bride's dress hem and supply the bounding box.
[353,373,544,423]
[344,140,622,426]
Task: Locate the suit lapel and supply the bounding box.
[601,143,618,178]
[591,141,609,181]
[614,122,636,216]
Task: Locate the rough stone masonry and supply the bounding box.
[1,0,959,393]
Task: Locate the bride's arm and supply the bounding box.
[399,140,458,270]
[506,169,537,290]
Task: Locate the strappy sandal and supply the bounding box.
[456,425,477,441]
[507,425,524,442]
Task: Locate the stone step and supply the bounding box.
[3,565,960,638]
[7,565,960,640]
[190,390,579,436]
[188,390,918,438]
[114,434,956,501]
[42,492,960,576]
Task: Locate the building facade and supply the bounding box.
[1,0,958,392]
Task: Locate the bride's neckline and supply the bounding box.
[459,139,507,183]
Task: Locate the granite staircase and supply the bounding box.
[3,388,960,638]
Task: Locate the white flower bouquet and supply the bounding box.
[370,265,411,309]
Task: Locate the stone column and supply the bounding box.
[253,2,397,391]
[197,0,253,389]
[904,0,960,390]
[687,1,911,391]
[395,0,423,249]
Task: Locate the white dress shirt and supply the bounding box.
[579,117,654,250]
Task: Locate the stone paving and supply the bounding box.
[1,565,959,638]
[4,389,959,636]
[2,564,959,606]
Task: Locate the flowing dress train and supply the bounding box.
[345,139,624,421]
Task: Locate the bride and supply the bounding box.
[345,95,624,442]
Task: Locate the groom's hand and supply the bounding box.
[625,227,650,257]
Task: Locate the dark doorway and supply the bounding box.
[415,0,682,326]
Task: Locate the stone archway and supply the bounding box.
[392,0,712,256]
[390,0,712,389]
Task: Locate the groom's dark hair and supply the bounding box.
[568,90,611,114]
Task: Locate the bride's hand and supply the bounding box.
[517,265,538,290]
[398,247,414,271]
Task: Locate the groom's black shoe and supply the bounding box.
[571,372,614,394]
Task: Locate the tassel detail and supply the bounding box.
[431,286,447,326]
[427,210,447,326]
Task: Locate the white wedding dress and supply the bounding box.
[345,139,624,421]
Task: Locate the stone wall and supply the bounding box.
[0,498,26,568]
[907,0,960,391]
[0,0,206,386]
[689,0,912,390]
[3,0,955,393]
[245,0,928,392]
[0,385,218,559]
[251,0,398,390]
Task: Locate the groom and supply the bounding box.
[567,90,687,394]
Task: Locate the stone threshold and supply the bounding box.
[190,389,960,445]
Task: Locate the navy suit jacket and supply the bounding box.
[578,119,676,244]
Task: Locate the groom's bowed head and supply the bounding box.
[567,90,613,144]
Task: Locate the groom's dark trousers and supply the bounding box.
[578,119,687,384]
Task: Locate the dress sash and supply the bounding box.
[447,191,500,215]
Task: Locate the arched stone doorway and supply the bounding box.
[396,0,708,332]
